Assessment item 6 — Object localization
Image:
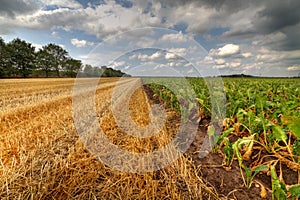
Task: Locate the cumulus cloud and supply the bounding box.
[165,52,177,60]
[242,52,252,58]
[287,65,300,71]
[135,51,163,61]
[159,31,188,43]
[255,48,300,62]
[218,44,240,57]
[167,47,187,57]
[214,59,225,65]
[210,44,240,57]
[149,51,162,60]
[212,58,241,69]
[41,0,83,9]
[229,59,241,68]
[70,38,94,47]
[1,0,299,76]
[109,61,125,68]
[1,0,299,52]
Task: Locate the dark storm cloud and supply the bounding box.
[0,0,41,18]
[141,0,299,51]
[158,0,259,12]
[252,0,300,50]
[281,24,300,50]
[254,0,300,34]
[190,0,300,51]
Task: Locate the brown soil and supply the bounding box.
[187,121,273,200]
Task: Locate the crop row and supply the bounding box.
[144,77,300,199]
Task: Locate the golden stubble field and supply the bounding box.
[0,78,219,199]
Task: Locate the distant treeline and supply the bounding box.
[220,74,254,78]
[0,37,129,78]
[80,65,130,77]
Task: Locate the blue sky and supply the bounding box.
[1,0,300,77]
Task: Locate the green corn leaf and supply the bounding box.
[216,128,234,145]
[272,125,287,143]
[253,165,269,173]
[237,109,247,122]
[282,116,300,140]
[292,141,300,156]
[245,167,252,180]
[288,185,300,198]
[271,165,287,200]
[223,137,234,166]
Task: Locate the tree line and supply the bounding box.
[0,37,129,78]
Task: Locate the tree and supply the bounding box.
[7,38,36,77]
[83,64,94,77]
[36,47,55,77]
[92,67,102,77]
[63,58,82,77]
[43,44,68,77]
[0,37,7,77]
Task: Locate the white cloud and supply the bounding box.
[149,51,162,60]
[70,38,94,47]
[129,54,137,60]
[256,48,300,62]
[51,31,58,37]
[209,44,240,58]
[168,62,176,67]
[136,51,162,61]
[160,31,188,43]
[1,0,299,77]
[217,44,240,57]
[109,61,125,68]
[287,65,300,71]
[204,56,213,62]
[41,0,82,9]
[214,59,225,65]
[242,52,252,58]
[167,47,187,57]
[0,1,143,39]
[165,52,177,60]
[32,43,43,51]
[184,63,192,67]
[212,59,241,69]
[137,54,149,61]
[229,59,241,68]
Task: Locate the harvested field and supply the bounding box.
[0,78,219,199]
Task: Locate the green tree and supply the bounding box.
[36,47,55,77]
[83,64,94,77]
[7,38,36,77]
[63,58,82,77]
[43,44,68,77]
[0,37,7,77]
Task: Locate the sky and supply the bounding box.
[0,0,300,77]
